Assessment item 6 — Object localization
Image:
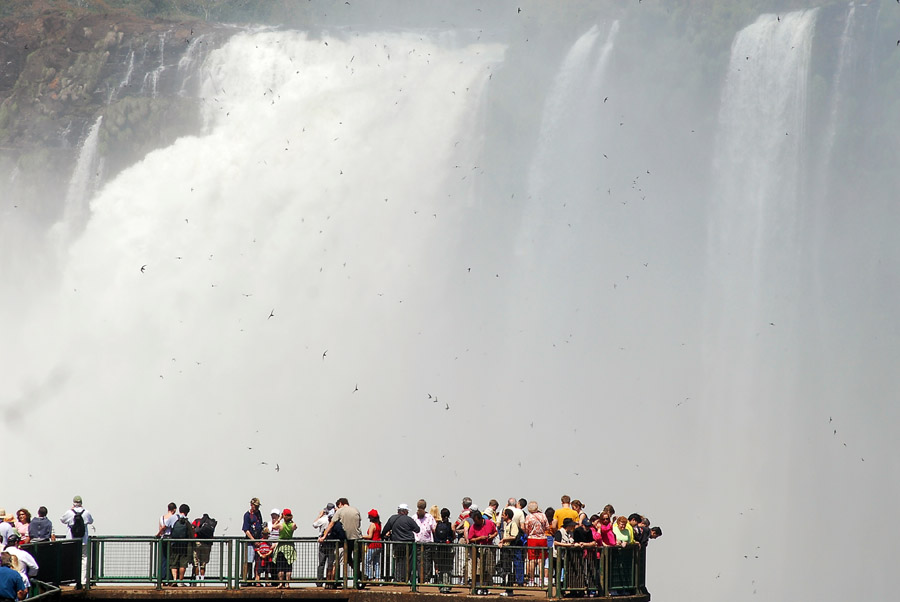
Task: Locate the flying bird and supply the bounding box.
[140,265,146,273]
[445,403,450,410]
[275,464,280,472]
[353,384,358,393]
[268,309,275,319]
[322,350,328,360]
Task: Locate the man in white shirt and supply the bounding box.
[413,499,436,583]
[2,535,38,589]
[59,495,93,588]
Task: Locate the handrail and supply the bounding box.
[32,536,647,598]
[28,580,61,601]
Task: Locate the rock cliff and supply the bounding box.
[0,4,221,215]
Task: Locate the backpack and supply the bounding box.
[71,509,86,538]
[516,527,528,547]
[434,520,453,544]
[171,516,192,539]
[326,519,346,541]
[197,517,217,539]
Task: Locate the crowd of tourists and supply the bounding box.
[235,494,662,594]
[0,497,93,600]
[0,493,663,597]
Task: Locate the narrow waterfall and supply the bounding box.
[519,22,619,258]
[58,115,104,238]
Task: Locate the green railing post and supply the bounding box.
[154,538,162,590]
[469,545,477,595]
[84,538,91,591]
[555,549,562,599]
[226,538,233,590]
[410,542,417,592]
[234,539,243,590]
[342,541,348,590]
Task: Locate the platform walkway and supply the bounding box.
[21,537,650,602]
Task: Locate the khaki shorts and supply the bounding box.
[194,544,212,567]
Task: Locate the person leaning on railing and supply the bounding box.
[466,505,497,595]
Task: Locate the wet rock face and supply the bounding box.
[0,7,220,211]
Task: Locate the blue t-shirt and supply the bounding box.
[0,566,25,600]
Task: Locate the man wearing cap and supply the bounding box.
[60,496,93,587]
[267,509,282,540]
[313,503,336,586]
[242,498,264,581]
[0,552,26,601]
[381,504,420,582]
[2,536,38,589]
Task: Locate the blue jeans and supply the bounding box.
[365,547,382,579]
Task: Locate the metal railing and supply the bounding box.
[555,545,642,597]
[21,539,82,587]
[28,580,61,601]
[30,536,647,597]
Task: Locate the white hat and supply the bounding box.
[398,503,409,511]
[271,508,281,516]
[469,503,479,513]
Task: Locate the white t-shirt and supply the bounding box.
[59,507,93,544]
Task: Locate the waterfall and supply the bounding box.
[519,22,619,257]
[59,115,104,237]
[177,35,209,96]
[42,30,505,456]
[821,3,855,171]
[140,32,169,97]
[106,49,135,104]
[706,9,817,352]
[699,9,819,597]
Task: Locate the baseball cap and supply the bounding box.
[398,503,409,511]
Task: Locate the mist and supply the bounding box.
[2,2,899,601]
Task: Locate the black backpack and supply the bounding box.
[71,509,86,538]
[197,517,217,539]
[326,519,346,541]
[171,516,192,539]
[434,520,453,544]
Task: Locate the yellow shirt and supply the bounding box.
[553,507,579,531]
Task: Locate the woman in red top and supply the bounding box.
[364,509,382,581]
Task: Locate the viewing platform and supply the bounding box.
[20,537,650,602]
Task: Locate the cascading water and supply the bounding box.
[706,9,817,369]
[2,8,898,602]
[58,115,104,239]
[698,9,819,599]
[519,21,619,259]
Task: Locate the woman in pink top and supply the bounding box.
[591,513,617,547]
[467,508,497,595]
